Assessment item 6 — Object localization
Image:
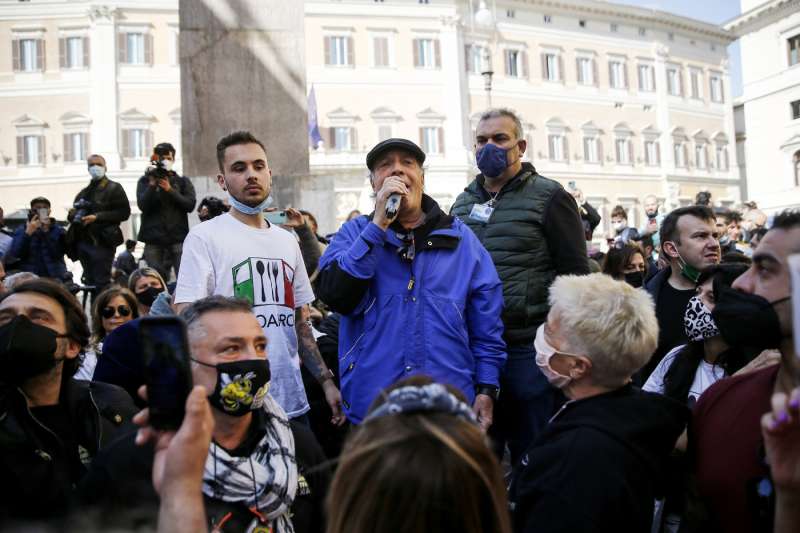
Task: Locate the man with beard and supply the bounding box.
[0,279,136,522]
[687,210,800,533]
[175,131,343,427]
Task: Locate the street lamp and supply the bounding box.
[474,1,495,109]
[474,1,494,28]
[480,46,493,108]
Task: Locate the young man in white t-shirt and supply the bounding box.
[175,131,344,425]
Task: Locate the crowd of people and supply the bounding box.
[1,107,799,533]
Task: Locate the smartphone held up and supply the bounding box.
[139,316,194,430]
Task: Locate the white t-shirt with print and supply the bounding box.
[643,345,726,406]
[175,213,315,418]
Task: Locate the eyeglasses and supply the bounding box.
[101,305,132,319]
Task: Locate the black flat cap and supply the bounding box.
[366,138,426,171]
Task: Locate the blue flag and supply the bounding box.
[308,85,323,149]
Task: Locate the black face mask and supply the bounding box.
[136,286,162,308]
[193,358,271,417]
[624,271,644,288]
[0,315,65,385]
[711,286,790,351]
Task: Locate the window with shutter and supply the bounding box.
[373,37,389,67]
[434,40,440,68]
[324,36,331,65]
[350,128,358,151]
[118,32,127,64]
[592,58,598,86]
[63,134,72,162]
[145,34,154,65]
[12,39,20,71]
[347,36,354,66]
[36,39,45,71]
[83,37,90,68]
[557,55,564,81]
[16,136,24,165]
[59,38,66,69]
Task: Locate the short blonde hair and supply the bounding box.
[548,273,658,387]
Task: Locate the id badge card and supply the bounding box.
[469,202,494,223]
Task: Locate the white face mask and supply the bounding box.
[88,165,105,180]
[534,324,580,389]
[162,160,175,172]
[612,221,627,232]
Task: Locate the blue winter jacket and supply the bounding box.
[8,224,68,280]
[317,196,507,423]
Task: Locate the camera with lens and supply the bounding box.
[147,157,171,181]
[72,198,94,224]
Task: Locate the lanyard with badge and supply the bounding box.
[469,191,499,223]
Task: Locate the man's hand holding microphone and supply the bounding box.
[372,175,408,231]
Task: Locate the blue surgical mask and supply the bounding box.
[224,178,273,215]
[89,165,105,181]
[476,143,511,178]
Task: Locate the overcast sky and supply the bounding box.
[610,0,744,97]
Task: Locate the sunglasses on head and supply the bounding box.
[101,305,132,319]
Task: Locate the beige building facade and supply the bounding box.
[726,0,800,213]
[0,0,742,238]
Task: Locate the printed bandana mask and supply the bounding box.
[684,296,720,342]
[194,358,271,416]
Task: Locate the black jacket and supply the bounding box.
[0,379,137,521]
[136,172,196,245]
[510,384,688,533]
[450,163,590,344]
[79,408,330,533]
[68,177,131,250]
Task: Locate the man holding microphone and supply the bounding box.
[316,138,507,427]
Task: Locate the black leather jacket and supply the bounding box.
[0,378,137,521]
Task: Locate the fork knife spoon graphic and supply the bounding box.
[255,260,267,302]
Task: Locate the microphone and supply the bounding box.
[385,193,402,219]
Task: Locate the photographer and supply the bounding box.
[8,197,69,281]
[67,155,131,297]
[136,143,196,282]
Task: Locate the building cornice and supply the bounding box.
[723,0,800,36]
[506,0,734,43]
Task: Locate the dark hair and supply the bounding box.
[662,263,750,403]
[299,210,318,228]
[327,376,511,533]
[751,227,768,240]
[215,131,267,172]
[695,191,712,206]
[610,205,627,219]
[91,287,139,343]
[601,243,647,280]
[153,142,176,158]
[640,234,654,250]
[659,205,715,247]
[721,251,751,266]
[198,196,230,219]
[30,196,50,208]
[180,295,253,333]
[125,239,137,250]
[0,279,90,376]
[771,209,800,231]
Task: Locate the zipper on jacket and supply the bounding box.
[88,388,103,450]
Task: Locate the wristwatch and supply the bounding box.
[476,383,500,401]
